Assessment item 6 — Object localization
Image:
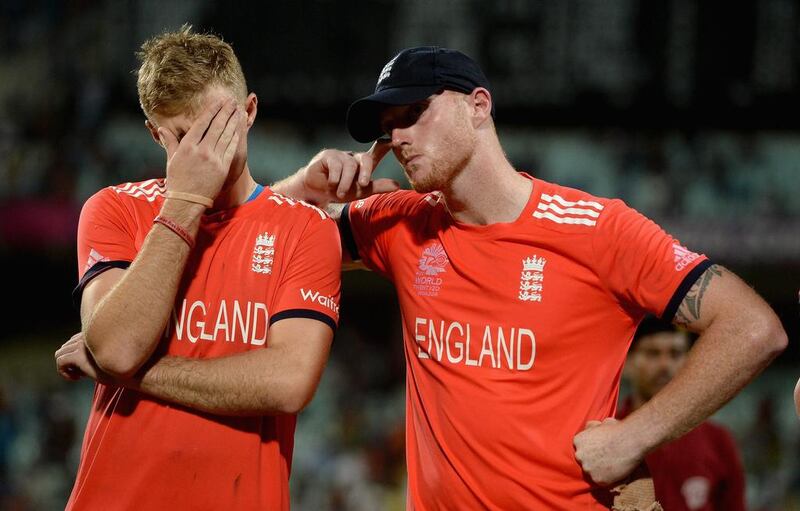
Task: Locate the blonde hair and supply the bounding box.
[136,24,247,119]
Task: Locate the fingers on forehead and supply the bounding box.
[368,138,392,158]
[185,99,227,140]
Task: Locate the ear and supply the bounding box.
[145,120,163,147]
[244,92,258,129]
[470,87,492,126]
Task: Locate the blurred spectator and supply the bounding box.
[618,317,746,511]
[744,396,791,511]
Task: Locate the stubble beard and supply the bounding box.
[404,153,452,193]
[407,122,474,193]
[407,162,445,193]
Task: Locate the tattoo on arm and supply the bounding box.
[674,264,723,327]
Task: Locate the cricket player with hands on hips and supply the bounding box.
[274,46,788,509]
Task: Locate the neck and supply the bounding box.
[212,164,257,210]
[442,139,532,225]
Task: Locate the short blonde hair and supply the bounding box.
[136,24,247,119]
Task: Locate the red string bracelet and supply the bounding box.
[153,216,195,249]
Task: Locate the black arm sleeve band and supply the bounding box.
[72,260,131,310]
[339,203,361,262]
[660,259,713,321]
[269,308,337,333]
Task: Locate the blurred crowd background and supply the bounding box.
[0,0,799,509]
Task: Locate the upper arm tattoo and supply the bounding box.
[673,264,723,327]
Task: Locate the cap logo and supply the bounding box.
[377,54,399,86]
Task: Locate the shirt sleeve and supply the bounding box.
[342,190,421,279]
[270,215,342,331]
[73,188,137,306]
[592,199,711,320]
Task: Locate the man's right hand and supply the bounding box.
[158,98,245,201]
[574,417,644,487]
[278,139,400,206]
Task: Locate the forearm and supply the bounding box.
[624,311,785,453]
[271,166,323,205]
[131,348,318,416]
[271,146,399,206]
[85,199,205,376]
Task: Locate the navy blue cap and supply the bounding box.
[346,46,493,143]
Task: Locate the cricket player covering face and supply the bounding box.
[55,27,341,510]
[275,46,787,509]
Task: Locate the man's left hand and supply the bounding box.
[55,332,115,385]
[573,417,643,486]
[283,140,399,207]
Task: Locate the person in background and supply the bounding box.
[618,317,746,511]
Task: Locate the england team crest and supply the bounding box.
[519,255,546,302]
[252,232,275,275]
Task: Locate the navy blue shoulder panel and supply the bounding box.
[72,260,131,310]
[661,259,713,321]
[339,203,361,262]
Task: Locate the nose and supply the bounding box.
[390,126,411,148]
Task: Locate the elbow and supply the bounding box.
[276,380,319,415]
[750,314,788,361]
[764,316,788,357]
[276,399,307,416]
[91,349,143,380]
[85,332,145,379]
